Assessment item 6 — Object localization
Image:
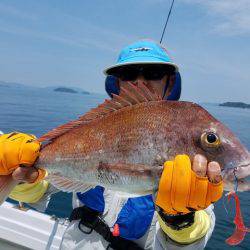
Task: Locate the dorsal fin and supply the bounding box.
[38,82,161,143]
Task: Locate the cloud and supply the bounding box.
[0,2,37,21]
[55,13,137,52]
[0,6,136,53]
[181,0,250,36]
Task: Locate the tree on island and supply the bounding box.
[219,102,250,109]
[54,87,78,93]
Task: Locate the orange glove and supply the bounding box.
[155,155,223,215]
[0,132,40,175]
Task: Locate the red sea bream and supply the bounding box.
[33,83,250,194]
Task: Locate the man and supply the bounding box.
[1,40,223,249]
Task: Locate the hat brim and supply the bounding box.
[104,59,179,75]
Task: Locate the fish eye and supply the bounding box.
[201,132,220,147]
[207,133,217,143]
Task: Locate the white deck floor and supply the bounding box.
[0,202,68,250]
[0,238,29,250]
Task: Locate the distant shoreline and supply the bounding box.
[0,80,92,95]
[219,102,250,109]
[54,87,77,93]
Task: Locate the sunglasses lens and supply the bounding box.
[143,67,165,80]
[143,66,168,80]
[119,67,139,81]
[111,67,138,81]
[111,65,174,81]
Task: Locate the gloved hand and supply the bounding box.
[155,154,223,215]
[0,132,46,183]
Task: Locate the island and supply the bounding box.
[219,102,250,109]
[54,87,78,94]
[81,90,90,95]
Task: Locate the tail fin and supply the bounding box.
[0,175,19,205]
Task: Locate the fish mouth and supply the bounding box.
[223,162,250,192]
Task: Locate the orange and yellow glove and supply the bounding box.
[155,154,223,215]
[0,132,46,183]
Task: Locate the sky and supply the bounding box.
[0,0,249,102]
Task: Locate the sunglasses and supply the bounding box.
[111,65,175,81]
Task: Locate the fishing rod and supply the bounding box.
[160,0,175,44]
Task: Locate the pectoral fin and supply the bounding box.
[47,173,93,193]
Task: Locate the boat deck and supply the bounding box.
[0,202,68,250]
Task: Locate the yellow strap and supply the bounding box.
[9,180,49,203]
[158,210,210,244]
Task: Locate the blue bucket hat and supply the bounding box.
[104,40,178,75]
[104,40,181,100]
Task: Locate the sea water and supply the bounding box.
[0,85,249,249]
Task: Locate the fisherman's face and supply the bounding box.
[119,75,168,97]
[115,65,175,98]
